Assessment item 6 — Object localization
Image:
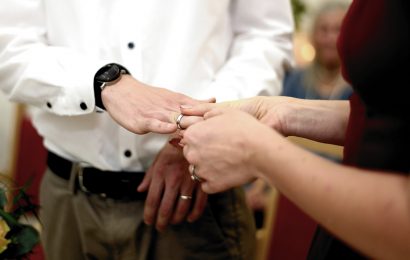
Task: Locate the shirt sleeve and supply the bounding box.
[0,0,109,116]
[199,0,295,102]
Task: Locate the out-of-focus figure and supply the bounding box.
[283,1,352,100]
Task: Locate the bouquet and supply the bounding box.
[0,176,39,259]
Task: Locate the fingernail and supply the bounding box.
[180,105,192,109]
[156,221,166,232]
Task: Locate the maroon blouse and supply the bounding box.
[308,1,410,259]
[341,0,410,172]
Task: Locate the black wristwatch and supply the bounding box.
[94,63,130,110]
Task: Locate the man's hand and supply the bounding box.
[102,75,214,134]
[245,179,270,211]
[137,142,208,231]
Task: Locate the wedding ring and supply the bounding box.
[189,164,203,182]
[176,114,184,130]
[180,195,192,200]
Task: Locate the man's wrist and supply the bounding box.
[93,63,130,111]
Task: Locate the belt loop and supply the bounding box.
[77,167,91,194]
[68,162,81,194]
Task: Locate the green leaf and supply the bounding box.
[0,189,7,209]
[0,209,19,227]
[291,0,307,30]
[2,225,39,258]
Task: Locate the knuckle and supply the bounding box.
[169,176,180,187]
[131,119,145,134]
[146,194,158,207]
[160,205,173,218]
[168,175,181,187]
[144,119,154,129]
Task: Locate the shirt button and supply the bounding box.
[46,102,52,109]
[80,102,88,110]
[124,150,132,158]
[127,42,135,49]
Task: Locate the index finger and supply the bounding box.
[180,103,219,116]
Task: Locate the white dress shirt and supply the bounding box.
[0,0,293,171]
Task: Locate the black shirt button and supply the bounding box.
[46,102,52,109]
[127,42,135,49]
[124,150,132,158]
[80,102,88,110]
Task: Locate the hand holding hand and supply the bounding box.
[137,143,208,231]
[181,109,276,193]
[178,96,294,135]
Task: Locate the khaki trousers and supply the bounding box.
[39,167,256,260]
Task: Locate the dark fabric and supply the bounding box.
[47,151,147,200]
[269,195,317,260]
[40,168,256,260]
[308,0,410,259]
[338,0,410,116]
[343,94,410,172]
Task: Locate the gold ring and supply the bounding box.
[180,195,192,200]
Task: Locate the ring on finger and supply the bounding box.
[189,164,203,182]
[179,195,192,200]
[176,114,184,130]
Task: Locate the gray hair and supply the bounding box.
[306,1,350,34]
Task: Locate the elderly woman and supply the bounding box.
[177,0,410,259]
[283,1,352,100]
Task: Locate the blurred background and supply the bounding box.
[0,0,351,176]
[0,1,352,259]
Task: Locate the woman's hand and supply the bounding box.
[180,109,275,193]
[178,96,295,135]
[179,97,350,146]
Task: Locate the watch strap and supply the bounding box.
[93,63,130,111]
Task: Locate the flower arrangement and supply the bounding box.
[0,176,39,259]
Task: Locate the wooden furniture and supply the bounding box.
[254,187,280,260]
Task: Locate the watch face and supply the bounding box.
[96,64,121,82]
